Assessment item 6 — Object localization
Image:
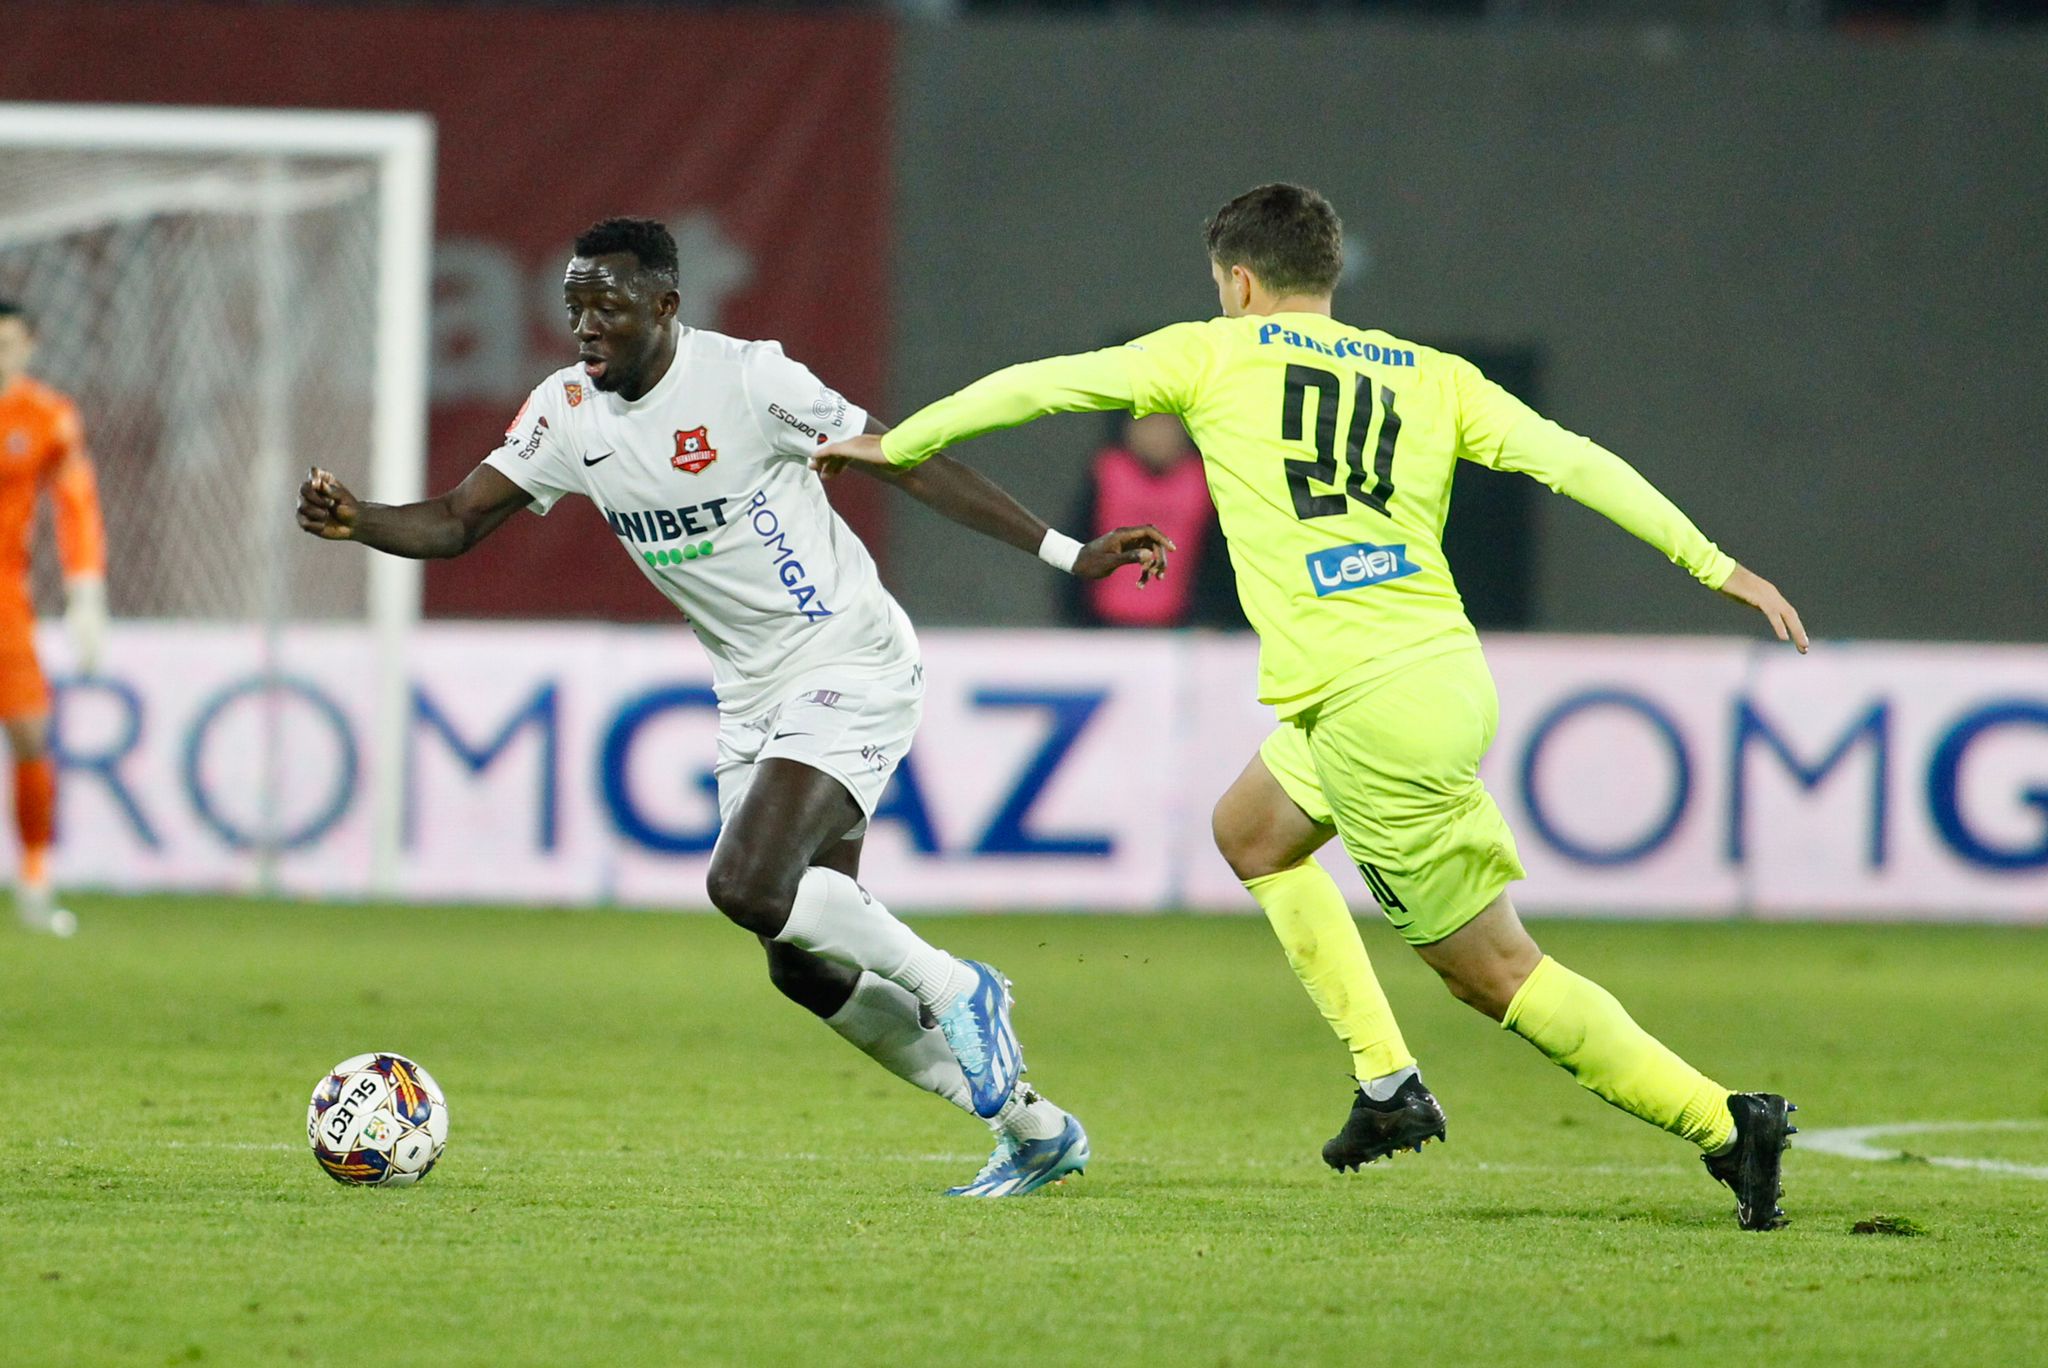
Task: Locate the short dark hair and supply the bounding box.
[1204,184,1344,297]
[572,217,679,285]
[0,298,31,330]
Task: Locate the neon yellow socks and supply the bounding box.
[1246,863,1734,1151]
[1503,955,1733,1151]
[1245,860,1414,1082]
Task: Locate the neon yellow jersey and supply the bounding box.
[883,313,1735,716]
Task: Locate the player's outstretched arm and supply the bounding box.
[1454,362,1809,654]
[1715,563,1808,653]
[851,419,1172,584]
[297,463,532,559]
[866,452,1172,584]
[814,347,1146,478]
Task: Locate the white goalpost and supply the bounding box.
[0,104,435,895]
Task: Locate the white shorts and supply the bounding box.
[713,663,924,842]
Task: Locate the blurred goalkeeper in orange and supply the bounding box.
[0,299,107,937]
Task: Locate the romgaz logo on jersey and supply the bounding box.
[1305,541,1418,597]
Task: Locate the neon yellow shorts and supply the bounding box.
[1257,645,1525,945]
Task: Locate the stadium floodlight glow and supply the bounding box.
[0,103,435,895]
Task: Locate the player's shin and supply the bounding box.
[824,972,974,1114]
[1502,955,1734,1151]
[1246,861,1414,1085]
[774,866,972,1011]
[14,755,54,889]
[824,966,1066,1143]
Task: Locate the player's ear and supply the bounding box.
[654,287,681,324]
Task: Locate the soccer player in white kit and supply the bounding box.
[296,218,1169,1196]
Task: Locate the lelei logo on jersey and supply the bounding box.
[672,426,718,475]
[563,381,584,408]
[1305,541,1418,597]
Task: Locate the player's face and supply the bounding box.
[0,318,32,389]
[563,254,677,396]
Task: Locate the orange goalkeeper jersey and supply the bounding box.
[0,375,105,626]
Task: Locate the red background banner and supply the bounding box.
[0,1,893,620]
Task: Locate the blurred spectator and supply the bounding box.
[1064,411,1244,629]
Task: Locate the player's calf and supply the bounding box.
[759,937,863,1018]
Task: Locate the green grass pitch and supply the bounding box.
[5,897,2046,1366]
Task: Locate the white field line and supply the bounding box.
[82,1141,1671,1176]
[117,1130,2048,1184]
[1797,1119,2048,1181]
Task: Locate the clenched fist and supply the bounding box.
[298,467,361,541]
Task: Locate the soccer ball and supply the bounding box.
[306,1052,449,1187]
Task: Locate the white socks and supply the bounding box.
[823,971,1066,1141]
[1363,1064,1419,1102]
[824,973,972,1113]
[778,867,972,1011]
[786,868,1070,1144]
[991,1086,1067,1142]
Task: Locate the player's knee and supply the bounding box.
[1440,971,1508,1021]
[704,854,799,937]
[3,716,49,761]
[1211,799,1275,882]
[1433,959,1518,1022]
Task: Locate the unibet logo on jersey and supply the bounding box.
[605,498,733,550]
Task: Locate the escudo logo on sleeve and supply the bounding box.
[672,427,718,474]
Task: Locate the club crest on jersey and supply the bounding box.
[673,426,718,475]
[563,381,584,408]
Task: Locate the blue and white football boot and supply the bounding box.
[947,1113,1091,1198]
[933,959,1022,1119]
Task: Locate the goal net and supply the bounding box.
[0,105,433,887]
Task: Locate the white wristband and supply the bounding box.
[1037,529,1084,575]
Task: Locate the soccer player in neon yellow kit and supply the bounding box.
[819,183,1810,1230]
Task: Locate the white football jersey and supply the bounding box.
[483,330,917,715]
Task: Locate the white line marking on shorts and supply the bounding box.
[1798,1120,2048,1180]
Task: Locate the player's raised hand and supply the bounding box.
[810,433,888,479]
[1076,525,1177,586]
[1717,563,1808,654]
[298,466,361,541]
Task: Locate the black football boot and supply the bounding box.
[1702,1092,1797,1230]
[1321,1073,1448,1172]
